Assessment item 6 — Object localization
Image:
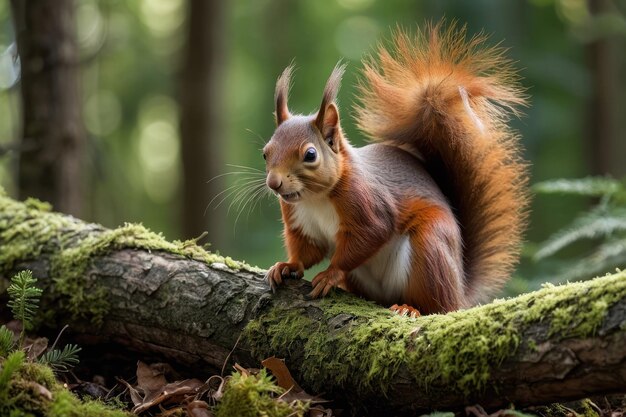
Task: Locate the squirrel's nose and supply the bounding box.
[266,174,283,191]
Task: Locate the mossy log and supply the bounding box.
[1,193,626,415]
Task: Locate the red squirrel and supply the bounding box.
[262,22,529,315]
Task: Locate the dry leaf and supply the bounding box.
[309,406,333,417]
[117,378,143,407]
[262,357,329,406]
[466,405,490,417]
[280,389,329,406]
[262,357,301,392]
[25,337,48,361]
[233,363,249,377]
[136,361,167,395]
[133,378,204,413]
[154,406,183,417]
[187,400,213,417]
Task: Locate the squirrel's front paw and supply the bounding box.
[309,267,347,298]
[390,304,421,318]
[265,261,304,292]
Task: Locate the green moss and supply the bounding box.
[16,362,58,392]
[216,369,308,417]
[534,399,600,417]
[1,352,131,417]
[0,351,26,400]
[0,194,262,325]
[49,390,131,417]
[245,270,626,398]
[420,413,455,417]
[0,352,54,416]
[0,199,79,272]
[23,198,52,212]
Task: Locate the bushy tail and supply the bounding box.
[355,21,529,304]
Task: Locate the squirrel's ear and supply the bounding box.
[275,65,294,126]
[318,103,340,153]
[315,62,346,153]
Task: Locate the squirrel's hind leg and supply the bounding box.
[401,200,465,314]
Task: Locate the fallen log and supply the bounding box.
[1,192,625,415]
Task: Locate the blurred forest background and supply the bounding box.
[0,0,625,296]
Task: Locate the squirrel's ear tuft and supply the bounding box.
[315,62,346,135]
[275,64,294,126]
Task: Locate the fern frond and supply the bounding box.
[39,344,81,372]
[534,209,626,260]
[0,326,14,357]
[533,177,622,197]
[7,270,42,332]
[554,239,626,282]
[7,270,43,348]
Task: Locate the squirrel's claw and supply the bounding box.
[265,261,304,292]
[389,304,421,318]
[309,267,347,299]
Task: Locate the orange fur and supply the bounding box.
[264,20,529,312]
[329,148,395,272]
[399,198,464,313]
[356,21,529,304]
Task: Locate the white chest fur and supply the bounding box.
[351,235,413,305]
[289,198,412,305]
[289,198,340,249]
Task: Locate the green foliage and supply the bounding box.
[6,270,42,341]
[216,369,307,417]
[38,344,81,372]
[534,207,626,260]
[48,390,131,417]
[0,350,26,401]
[0,268,125,416]
[533,177,623,198]
[0,325,14,357]
[2,269,81,375]
[16,362,58,392]
[533,176,626,281]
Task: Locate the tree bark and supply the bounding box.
[9,0,85,217]
[178,0,226,242]
[586,0,625,178]
[1,193,625,415]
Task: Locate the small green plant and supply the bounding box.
[0,350,26,403]
[7,270,43,348]
[2,270,81,372]
[39,344,81,372]
[533,176,626,281]
[0,326,14,357]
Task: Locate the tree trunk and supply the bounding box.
[178,0,226,242]
[9,0,85,217]
[586,0,625,178]
[1,193,625,415]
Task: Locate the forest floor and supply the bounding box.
[2,314,626,417]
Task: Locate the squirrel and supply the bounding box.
[262,21,529,315]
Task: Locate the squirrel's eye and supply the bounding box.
[303,147,317,163]
[263,153,267,160]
